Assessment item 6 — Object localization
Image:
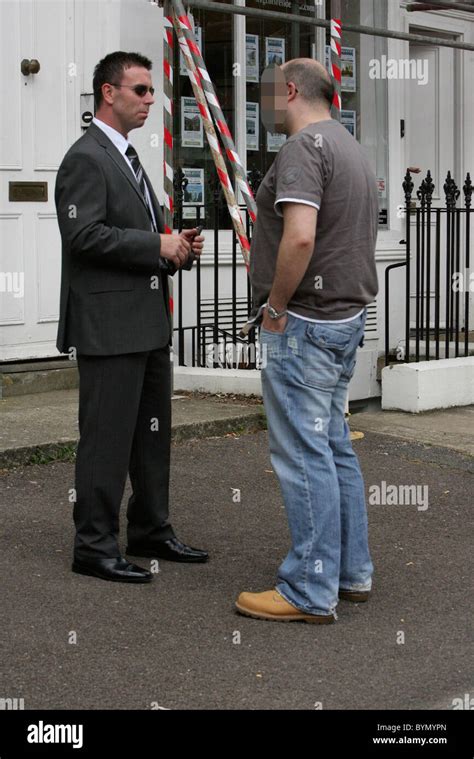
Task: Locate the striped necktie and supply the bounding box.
[125,143,157,232]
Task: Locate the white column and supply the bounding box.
[234,0,247,204]
[313,0,326,64]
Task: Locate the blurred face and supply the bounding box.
[260,64,290,134]
[102,65,155,135]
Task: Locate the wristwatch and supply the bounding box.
[267,303,288,320]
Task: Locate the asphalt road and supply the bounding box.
[0,430,472,710]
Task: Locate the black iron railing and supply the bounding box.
[173,168,262,369]
[385,170,473,365]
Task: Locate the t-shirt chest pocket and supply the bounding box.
[256,164,277,208]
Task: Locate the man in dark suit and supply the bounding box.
[55,51,208,583]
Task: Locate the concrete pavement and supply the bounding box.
[0,389,266,469]
[349,405,474,457]
[1,387,472,469]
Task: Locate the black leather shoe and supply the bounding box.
[126,537,208,563]
[72,556,153,583]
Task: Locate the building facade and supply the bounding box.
[1,0,473,400]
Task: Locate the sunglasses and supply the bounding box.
[109,83,155,97]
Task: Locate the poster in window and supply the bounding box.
[265,37,285,67]
[267,131,286,153]
[182,167,205,219]
[181,97,203,148]
[325,46,357,92]
[376,177,387,200]
[341,47,356,92]
[341,110,356,138]
[246,34,259,83]
[324,45,330,72]
[246,102,259,151]
[180,26,202,75]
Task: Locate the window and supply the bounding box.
[332,0,390,227]
[246,0,390,227]
[173,0,390,230]
[246,1,316,176]
[173,0,235,229]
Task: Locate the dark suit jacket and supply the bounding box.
[55,121,175,355]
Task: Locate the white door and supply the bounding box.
[0,0,77,361]
[408,40,456,203]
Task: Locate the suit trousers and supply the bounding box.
[73,346,175,560]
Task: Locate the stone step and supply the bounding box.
[0,358,78,399]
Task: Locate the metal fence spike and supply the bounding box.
[403,170,414,204]
[463,173,473,208]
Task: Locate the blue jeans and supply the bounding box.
[260,309,373,617]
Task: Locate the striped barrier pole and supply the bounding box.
[171,0,257,226]
[169,3,251,267]
[162,2,175,382]
[162,5,175,236]
[330,11,342,120]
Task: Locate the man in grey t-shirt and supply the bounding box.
[250,118,379,321]
[235,60,378,624]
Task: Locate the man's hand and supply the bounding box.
[159,233,191,268]
[262,306,288,334]
[180,228,204,259]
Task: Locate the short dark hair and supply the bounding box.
[93,51,153,109]
[283,60,334,109]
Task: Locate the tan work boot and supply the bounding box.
[235,589,335,624]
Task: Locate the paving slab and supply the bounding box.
[0,390,266,468]
[349,406,474,457]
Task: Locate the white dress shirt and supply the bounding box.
[92,116,158,231]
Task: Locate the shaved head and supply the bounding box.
[281,58,334,109]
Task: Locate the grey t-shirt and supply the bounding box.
[249,119,379,322]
